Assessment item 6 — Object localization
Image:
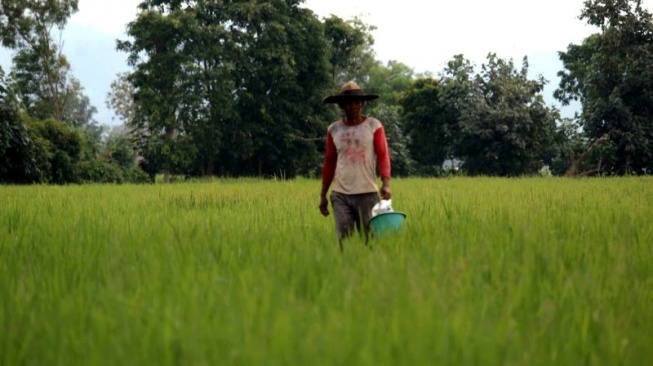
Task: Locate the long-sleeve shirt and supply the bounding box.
[321,117,391,195]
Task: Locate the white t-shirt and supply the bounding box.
[327,117,383,194]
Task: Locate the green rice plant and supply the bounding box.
[0,177,651,366]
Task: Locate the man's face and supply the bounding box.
[340,100,363,116]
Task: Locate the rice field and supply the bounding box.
[1,177,652,366]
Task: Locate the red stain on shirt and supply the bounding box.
[321,117,391,194]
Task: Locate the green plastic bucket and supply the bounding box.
[369,211,407,236]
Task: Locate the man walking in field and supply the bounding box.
[319,81,392,249]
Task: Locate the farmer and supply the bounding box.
[319,81,392,248]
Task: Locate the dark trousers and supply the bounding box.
[330,191,379,244]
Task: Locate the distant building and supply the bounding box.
[442,158,463,172]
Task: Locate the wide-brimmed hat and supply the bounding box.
[323,81,379,104]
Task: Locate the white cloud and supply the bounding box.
[303,0,652,72]
[69,0,141,35]
[69,0,653,73]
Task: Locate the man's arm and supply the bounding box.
[374,125,392,200]
[320,132,337,216]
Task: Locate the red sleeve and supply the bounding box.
[321,132,337,186]
[374,126,391,179]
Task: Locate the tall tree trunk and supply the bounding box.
[163,125,177,184]
[566,134,609,177]
[206,161,215,176]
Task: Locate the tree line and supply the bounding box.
[2,0,652,184]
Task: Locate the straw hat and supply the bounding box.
[322,81,379,104]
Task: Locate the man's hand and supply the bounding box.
[319,195,330,216]
[380,178,392,200]
[380,185,392,200]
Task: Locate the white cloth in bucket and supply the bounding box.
[371,199,393,217]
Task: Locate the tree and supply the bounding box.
[399,78,450,175]
[0,0,80,123]
[322,15,377,86]
[117,5,197,183]
[399,54,560,176]
[227,1,332,177]
[119,0,334,180]
[365,60,416,107]
[64,82,98,128]
[399,56,475,176]
[1,67,30,183]
[26,117,84,184]
[455,54,559,176]
[106,72,136,127]
[106,71,152,165]
[556,0,653,174]
[361,61,416,176]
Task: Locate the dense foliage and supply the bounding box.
[556,0,653,175]
[1,0,652,184]
[0,0,146,184]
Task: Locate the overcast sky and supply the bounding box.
[3,0,652,125]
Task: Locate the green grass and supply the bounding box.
[1,177,652,365]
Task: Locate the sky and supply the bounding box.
[2,0,652,125]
